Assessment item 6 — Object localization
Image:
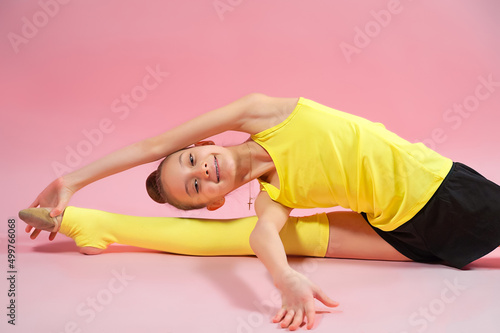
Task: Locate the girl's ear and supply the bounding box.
[195,140,215,146]
[207,197,225,211]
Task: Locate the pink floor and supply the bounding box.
[3,238,500,333]
[2,1,500,332]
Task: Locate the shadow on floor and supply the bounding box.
[32,241,163,254]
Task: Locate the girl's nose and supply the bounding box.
[202,162,209,178]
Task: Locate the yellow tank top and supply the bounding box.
[251,97,453,231]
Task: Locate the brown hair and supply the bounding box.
[145,154,205,210]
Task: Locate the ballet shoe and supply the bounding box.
[18,208,61,233]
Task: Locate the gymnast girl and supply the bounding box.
[20,93,500,331]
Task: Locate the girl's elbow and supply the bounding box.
[245,92,267,101]
[249,227,259,249]
[242,93,268,111]
[249,225,267,251]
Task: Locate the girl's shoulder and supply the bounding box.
[240,94,300,135]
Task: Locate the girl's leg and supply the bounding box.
[325,211,411,261]
[21,206,329,257]
[21,207,410,261]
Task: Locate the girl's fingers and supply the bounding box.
[305,301,316,330]
[50,206,63,217]
[272,308,286,323]
[26,225,57,240]
[280,310,295,328]
[289,309,304,331]
[314,288,339,308]
[30,229,41,240]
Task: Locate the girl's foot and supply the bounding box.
[19,208,62,233]
[19,207,104,255]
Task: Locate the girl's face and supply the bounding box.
[160,145,237,209]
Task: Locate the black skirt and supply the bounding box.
[362,162,500,269]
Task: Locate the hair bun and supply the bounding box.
[146,170,167,204]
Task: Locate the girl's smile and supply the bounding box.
[160,144,241,208]
[159,139,275,210]
[214,156,220,183]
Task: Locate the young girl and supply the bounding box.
[21,93,500,331]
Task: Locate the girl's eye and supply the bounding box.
[194,179,199,193]
[189,154,194,166]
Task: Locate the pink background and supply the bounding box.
[1,1,500,332]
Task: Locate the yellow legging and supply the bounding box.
[59,206,330,257]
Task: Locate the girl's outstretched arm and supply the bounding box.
[249,193,338,330]
[65,92,264,192]
[30,93,265,219]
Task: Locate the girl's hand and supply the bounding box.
[273,268,338,331]
[25,177,75,240]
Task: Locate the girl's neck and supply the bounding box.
[247,140,275,181]
[228,140,275,186]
